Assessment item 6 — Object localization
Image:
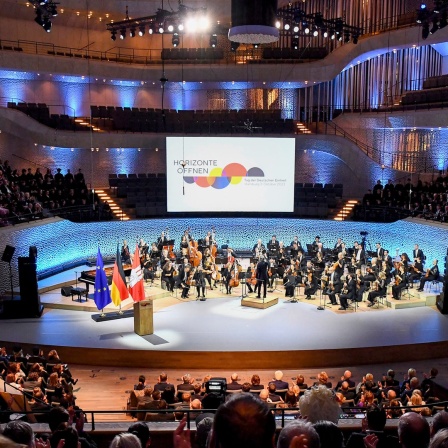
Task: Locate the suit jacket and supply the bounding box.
[269,380,289,390]
[256,260,269,281]
[154,381,174,392]
[376,248,385,258]
[227,381,242,391]
[413,249,424,260]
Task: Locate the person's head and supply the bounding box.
[343,370,352,380]
[398,412,430,448]
[242,382,251,393]
[296,375,305,386]
[109,433,142,448]
[298,386,341,424]
[366,406,387,431]
[313,421,344,448]
[50,428,79,448]
[193,383,202,395]
[317,371,328,385]
[387,389,397,400]
[48,406,69,432]
[430,368,439,377]
[230,373,238,382]
[410,377,419,389]
[127,422,151,448]
[251,374,261,386]
[182,392,191,403]
[2,421,34,448]
[259,389,269,401]
[151,390,161,401]
[182,374,191,384]
[143,388,152,397]
[196,417,214,448]
[431,411,448,436]
[277,421,320,448]
[159,372,167,382]
[274,371,284,381]
[48,372,59,387]
[138,375,145,384]
[191,399,202,410]
[284,390,297,406]
[27,372,39,382]
[430,428,448,448]
[268,383,277,394]
[210,393,276,448]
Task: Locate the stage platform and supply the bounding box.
[0,263,447,370]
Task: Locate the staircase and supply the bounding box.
[331,199,358,221]
[96,189,131,221]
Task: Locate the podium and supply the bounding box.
[134,300,154,336]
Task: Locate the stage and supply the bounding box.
[0,263,447,369]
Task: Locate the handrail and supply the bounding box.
[0,400,446,431]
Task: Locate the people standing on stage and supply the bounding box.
[255,251,269,299]
[304,263,318,300]
[326,265,341,306]
[121,240,131,264]
[161,261,175,292]
[157,231,168,251]
[375,242,385,259]
[417,260,439,292]
[383,250,393,270]
[194,266,206,300]
[202,248,215,290]
[312,236,323,253]
[222,261,234,295]
[334,238,343,252]
[413,244,424,264]
[392,264,407,300]
[226,247,236,265]
[367,272,387,306]
[180,265,191,299]
[353,242,365,269]
[290,236,302,250]
[267,235,279,255]
[338,273,355,310]
[252,239,265,259]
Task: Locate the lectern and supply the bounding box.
[134,300,154,336]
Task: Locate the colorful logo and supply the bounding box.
[183,163,264,189]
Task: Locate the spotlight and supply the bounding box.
[158,25,165,33]
[420,3,426,9]
[230,41,240,51]
[199,15,209,31]
[344,32,350,43]
[138,25,145,36]
[313,28,318,37]
[323,29,328,38]
[314,13,324,28]
[178,23,184,31]
[291,35,299,50]
[130,27,136,37]
[331,32,335,40]
[293,25,299,33]
[43,16,52,32]
[167,23,174,32]
[210,33,218,48]
[275,20,281,29]
[172,33,180,47]
[284,21,290,31]
[111,29,117,40]
[422,22,430,39]
[120,28,126,39]
[304,26,310,34]
[148,24,154,34]
[253,43,260,49]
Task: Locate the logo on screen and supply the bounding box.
[183,163,264,189]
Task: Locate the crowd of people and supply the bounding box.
[0,159,110,225]
[357,176,448,222]
[0,345,78,419]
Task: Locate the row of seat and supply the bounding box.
[161,47,225,61]
[262,47,328,60]
[7,102,50,121]
[401,87,448,105]
[422,74,448,90]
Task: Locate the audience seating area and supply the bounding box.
[262,46,328,61]
[161,47,224,62]
[354,176,448,222]
[109,174,342,219]
[401,75,448,106]
[91,107,295,134]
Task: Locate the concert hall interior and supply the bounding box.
[1,0,448,445]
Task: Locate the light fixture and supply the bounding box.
[253,43,260,49]
[172,33,180,47]
[284,21,290,30]
[210,33,218,47]
[291,35,299,50]
[138,25,145,36]
[313,27,318,37]
[178,23,184,31]
[111,30,117,40]
[230,41,240,51]
[304,26,310,34]
[344,31,350,43]
[422,22,430,38]
[158,25,164,33]
[323,29,328,38]
[167,23,174,32]
[148,24,154,34]
[130,27,136,37]
[293,25,299,32]
[275,20,281,29]
[120,28,126,39]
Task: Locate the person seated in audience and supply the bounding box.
[177,373,195,397]
[258,389,269,403]
[387,399,404,419]
[335,370,355,389]
[144,399,174,422]
[241,382,251,393]
[250,374,264,391]
[134,375,148,391]
[28,386,49,412]
[401,377,420,404]
[283,390,299,410]
[2,421,36,448]
[7,362,26,381]
[420,367,438,398]
[137,388,154,405]
[397,412,430,448]
[178,392,192,409]
[3,372,22,394]
[27,347,47,366]
[110,432,141,448]
[401,368,417,393]
[357,390,376,408]
[345,406,400,448]
[227,373,242,391]
[269,370,289,390]
[337,381,356,401]
[431,411,448,437]
[267,383,283,403]
[161,384,178,404]
[191,383,203,401]
[313,421,344,448]
[153,372,174,392]
[127,422,151,448]
[380,388,398,407]
[295,375,308,391]
[277,420,320,448]
[28,362,49,382]
[312,371,332,388]
[298,385,341,423]
[20,371,43,390]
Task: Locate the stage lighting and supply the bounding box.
[43,16,52,32]
[35,10,44,27]
[130,27,136,37]
[293,25,299,33]
[284,21,290,30]
[172,33,180,47]
[323,29,328,38]
[330,32,335,40]
[275,20,281,29]
[111,30,117,40]
[120,28,126,39]
[253,43,260,49]
[422,22,430,39]
[178,23,184,31]
[304,26,310,34]
[291,35,299,50]
[148,24,154,34]
[158,25,165,33]
[313,27,318,37]
[420,3,426,9]
[230,41,240,51]
[138,25,145,36]
[210,33,218,48]
[344,32,350,43]
[314,13,324,28]
[167,23,174,32]
[353,34,359,44]
[49,2,57,16]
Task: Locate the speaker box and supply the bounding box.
[61,286,72,297]
[1,245,15,263]
[18,257,43,318]
[29,246,38,260]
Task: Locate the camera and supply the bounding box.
[360,231,368,236]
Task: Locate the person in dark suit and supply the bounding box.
[417,259,439,291]
[269,371,289,390]
[375,242,385,259]
[326,266,341,306]
[339,273,356,310]
[352,242,365,268]
[412,244,424,263]
[335,371,356,390]
[153,372,174,392]
[227,373,242,391]
[304,266,318,300]
[255,252,269,299]
[392,265,407,300]
[176,374,195,401]
[267,235,279,252]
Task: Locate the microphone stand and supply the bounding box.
[317,276,329,311]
